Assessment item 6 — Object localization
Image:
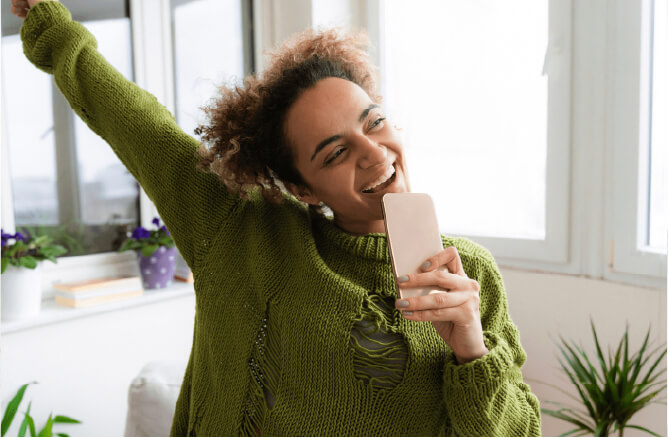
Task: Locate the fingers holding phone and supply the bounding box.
[395,273,487,364]
[419,246,466,278]
[381,193,488,364]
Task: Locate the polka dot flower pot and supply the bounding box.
[137,246,177,289]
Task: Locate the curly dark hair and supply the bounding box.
[195,28,380,209]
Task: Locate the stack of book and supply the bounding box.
[53,276,143,308]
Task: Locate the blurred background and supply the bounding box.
[1,0,666,436]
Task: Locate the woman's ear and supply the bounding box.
[285,182,321,205]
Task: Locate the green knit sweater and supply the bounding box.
[21,2,541,436]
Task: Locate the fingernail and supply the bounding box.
[421,261,431,270]
[398,275,409,283]
[403,311,413,316]
[396,300,409,308]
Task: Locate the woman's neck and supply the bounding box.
[333,216,386,236]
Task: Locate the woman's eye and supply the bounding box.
[369,116,386,130]
[325,147,346,165]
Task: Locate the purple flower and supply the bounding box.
[131,226,151,240]
[152,217,161,228]
[1,229,11,247]
[1,229,29,247]
[160,225,170,236]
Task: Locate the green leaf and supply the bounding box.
[50,245,67,257]
[37,413,53,437]
[1,382,35,436]
[575,344,603,385]
[157,237,172,247]
[639,349,667,388]
[557,358,597,421]
[17,402,31,437]
[118,239,138,253]
[1,257,8,274]
[558,426,587,437]
[56,434,70,437]
[32,236,49,247]
[541,408,594,433]
[18,256,38,269]
[594,421,613,437]
[591,320,609,377]
[141,244,159,257]
[624,424,663,436]
[26,415,36,438]
[557,345,600,420]
[52,416,80,425]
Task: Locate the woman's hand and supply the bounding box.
[11,0,52,18]
[394,246,489,364]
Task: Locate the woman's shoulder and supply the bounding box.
[229,188,309,227]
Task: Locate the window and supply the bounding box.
[609,0,667,283]
[171,0,253,135]
[1,35,57,225]
[302,0,665,286]
[1,1,139,256]
[377,0,571,264]
[382,0,549,240]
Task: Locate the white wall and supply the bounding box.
[1,270,665,437]
[502,267,667,437]
[0,294,195,437]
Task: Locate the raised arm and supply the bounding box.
[15,0,238,269]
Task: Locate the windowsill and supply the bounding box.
[1,281,194,335]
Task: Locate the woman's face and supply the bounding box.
[284,77,409,235]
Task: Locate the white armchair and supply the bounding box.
[124,360,187,437]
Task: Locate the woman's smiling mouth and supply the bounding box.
[361,163,397,194]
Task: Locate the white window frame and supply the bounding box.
[606,0,667,284]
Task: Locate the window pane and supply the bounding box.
[1,35,58,225]
[74,18,139,227]
[383,0,548,239]
[649,0,667,251]
[173,0,245,136]
[1,7,140,256]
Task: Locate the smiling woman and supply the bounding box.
[13,0,541,436]
[283,77,408,234]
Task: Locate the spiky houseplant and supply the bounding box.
[541,321,666,437]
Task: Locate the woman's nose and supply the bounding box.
[356,136,387,169]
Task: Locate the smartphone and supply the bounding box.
[381,193,445,299]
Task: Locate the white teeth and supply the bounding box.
[362,165,396,193]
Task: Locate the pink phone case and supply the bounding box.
[382,193,445,299]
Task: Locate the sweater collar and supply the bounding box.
[312,213,390,262]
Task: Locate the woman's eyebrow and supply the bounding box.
[311,134,343,162]
[310,104,380,162]
[358,103,380,122]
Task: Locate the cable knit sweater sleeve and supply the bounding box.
[20,1,236,269]
[443,242,541,436]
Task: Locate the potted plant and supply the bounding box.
[541,320,666,437]
[1,229,67,322]
[1,382,81,437]
[119,218,177,289]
